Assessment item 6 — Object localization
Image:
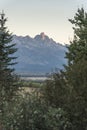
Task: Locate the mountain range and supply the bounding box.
[12,32,67,76]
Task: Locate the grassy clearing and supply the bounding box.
[21,80,44,88]
[19,80,45,95]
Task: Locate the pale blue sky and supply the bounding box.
[0,0,87,44]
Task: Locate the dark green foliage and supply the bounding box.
[66,8,87,66]
[64,59,87,130]
[43,72,68,108]
[2,93,71,130]
[0,11,19,101]
[64,8,87,130]
[43,8,87,130]
[0,11,20,129]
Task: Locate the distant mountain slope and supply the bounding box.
[12,32,67,75]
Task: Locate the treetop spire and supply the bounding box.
[0,10,7,29]
[0,10,5,18]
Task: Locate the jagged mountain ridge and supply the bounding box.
[13,32,67,75]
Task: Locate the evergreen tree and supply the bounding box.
[64,59,87,130]
[43,72,68,108]
[43,8,87,130]
[64,8,87,130]
[66,8,87,66]
[0,11,19,103]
